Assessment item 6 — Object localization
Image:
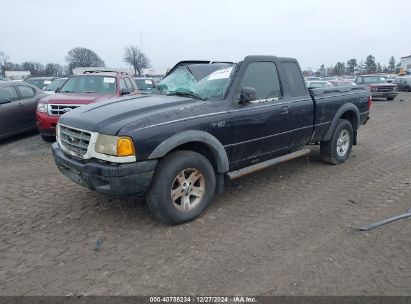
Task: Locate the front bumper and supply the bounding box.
[371,92,398,99]
[36,112,59,135]
[52,143,157,196]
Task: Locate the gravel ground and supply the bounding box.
[0,93,410,296]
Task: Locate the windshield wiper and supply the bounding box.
[167,90,206,101]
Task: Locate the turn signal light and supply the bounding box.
[117,137,135,157]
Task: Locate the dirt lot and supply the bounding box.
[0,93,410,296]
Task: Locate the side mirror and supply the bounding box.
[0,97,11,104]
[121,88,132,96]
[238,87,256,104]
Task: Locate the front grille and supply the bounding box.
[376,87,394,92]
[59,125,91,158]
[49,104,82,115]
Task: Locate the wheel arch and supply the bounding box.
[322,103,360,142]
[148,130,229,173]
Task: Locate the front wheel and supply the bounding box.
[41,134,55,142]
[387,96,395,101]
[146,150,216,225]
[320,119,354,165]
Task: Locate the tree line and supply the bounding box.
[0,46,150,78]
[305,55,400,77]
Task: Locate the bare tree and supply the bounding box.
[22,62,45,76]
[123,46,149,76]
[0,51,9,77]
[334,62,346,76]
[388,56,396,73]
[45,63,63,76]
[65,47,105,74]
[346,59,358,74]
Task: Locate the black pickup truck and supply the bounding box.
[52,56,371,224]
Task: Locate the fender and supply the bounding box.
[322,103,360,141]
[148,130,229,173]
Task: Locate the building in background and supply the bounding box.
[400,55,411,75]
[5,70,31,80]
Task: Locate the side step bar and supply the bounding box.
[226,148,311,180]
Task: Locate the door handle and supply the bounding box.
[280,106,289,115]
[17,103,23,106]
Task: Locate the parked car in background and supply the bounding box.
[355,74,398,100]
[329,80,356,87]
[323,76,339,81]
[43,77,68,95]
[305,76,322,81]
[24,77,57,89]
[133,77,155,94]
[0,81,46,140]
[306,80,334,89]
[385,74,398,83]
[52,55,370,224]
[394,77,411,92]
[343,75,356,80]
[36,71,140,142]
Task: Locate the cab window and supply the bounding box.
[0,86,19,102]
[17,85,36,99]
[125,78,135,91]
[240,62,282,100]
[119,79,127,91]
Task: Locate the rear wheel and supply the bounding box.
[41,134,55,142]
[146,150,216,225]
[320,119,354,165]
[387,96,395,101]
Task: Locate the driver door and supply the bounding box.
[0,85,22,136]
[229,61,291,165]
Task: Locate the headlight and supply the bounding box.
[95,134,135,157]
[37,103,48,113]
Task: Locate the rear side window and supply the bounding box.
[240,62,282,100]
[282,61,307,97]
[125,78,134,91]
[119,79,127,90]
[17,85,36,98]
[0,86,19,101]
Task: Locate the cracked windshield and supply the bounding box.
[155,65,234,100]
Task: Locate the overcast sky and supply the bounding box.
[2,0,411,70]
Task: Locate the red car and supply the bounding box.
[36,71,140,141]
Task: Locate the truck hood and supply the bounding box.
[40,92,117,104]
[58,94,205,135]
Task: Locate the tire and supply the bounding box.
[320,119,354,165]
[41,134,55,142]
[146,150,216,225]
[387,96,395,101]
